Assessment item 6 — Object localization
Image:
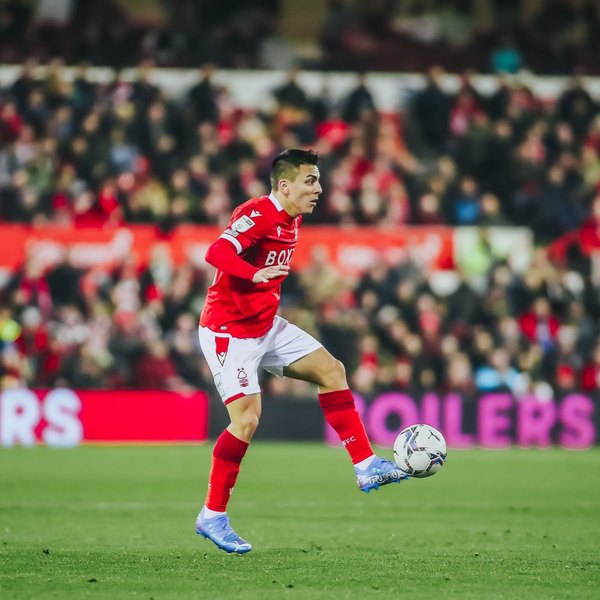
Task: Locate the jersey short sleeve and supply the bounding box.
[219,203,270,254]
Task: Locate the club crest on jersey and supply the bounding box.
[215,336,230,366]
[231,215,255,233]
[237,368,249,388]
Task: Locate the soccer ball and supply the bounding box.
[393,424,447,478]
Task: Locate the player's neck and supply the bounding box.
[272,191,299,218]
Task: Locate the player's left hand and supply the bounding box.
[252,265,290,283]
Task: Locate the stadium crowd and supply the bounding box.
[1,63,600,237]
[1,63,600,396]
[2,0,600,75]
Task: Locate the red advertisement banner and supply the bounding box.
[0,224,455,274]
[0,389,209,446]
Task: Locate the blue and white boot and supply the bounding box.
[195,508,252,554]
[355,456,409,493]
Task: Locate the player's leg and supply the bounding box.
[196,393,261,554]
[283,347,373,460]
[225,391,262,442]
[282,347,374,462]
[205,393,261,511]
[283,347,408,492]
[196,327,265,553]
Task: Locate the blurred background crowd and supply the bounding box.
[2,0,600,74]
[1,0,600,399]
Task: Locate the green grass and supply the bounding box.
[1,445,599,600]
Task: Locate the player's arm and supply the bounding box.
[205,238,289,283]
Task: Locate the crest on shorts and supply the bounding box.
[237,368,249,388]
[215,336,230,366]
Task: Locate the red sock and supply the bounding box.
[319,389,374,464]
[205,429,249,512]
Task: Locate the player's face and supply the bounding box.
[283,164,322,216]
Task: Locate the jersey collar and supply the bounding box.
[268,193,284,212]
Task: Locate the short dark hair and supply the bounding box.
[270,149,319,190]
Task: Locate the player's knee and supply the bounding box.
[235,410,260,439]
[319,358,347,389]
[332,358,346,379]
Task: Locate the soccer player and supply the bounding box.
[195,149,407,554]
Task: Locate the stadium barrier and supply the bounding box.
[0,224,537,276]
[0,388,208,447]
[3,65,600,111]
[0,224,455,274]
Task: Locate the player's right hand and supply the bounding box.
[252,265,290,283]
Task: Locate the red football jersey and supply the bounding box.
[200,193,302,338]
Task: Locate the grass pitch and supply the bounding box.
[1,444,599,599]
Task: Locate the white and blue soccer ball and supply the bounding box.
[393,424,447,478]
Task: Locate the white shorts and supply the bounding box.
[198,315,322,404]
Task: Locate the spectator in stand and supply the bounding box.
[452,175,481,225]
[187,65,220,124]
[341,72,377,124]
[518,297,561,354]
[490,33,523,74]
[351,334,381,394]
[475,348,525,395]
[413,193,444,225]
[477,192,510,226]
[580,193,600,256]
[272,68,311,111]
[133,339,186,390]
[166,312,205,388]
[556,76,596,142]
[444,352,476,396]
[411,66,452,151]
[0,344,31,389]
[582,342,600,391]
